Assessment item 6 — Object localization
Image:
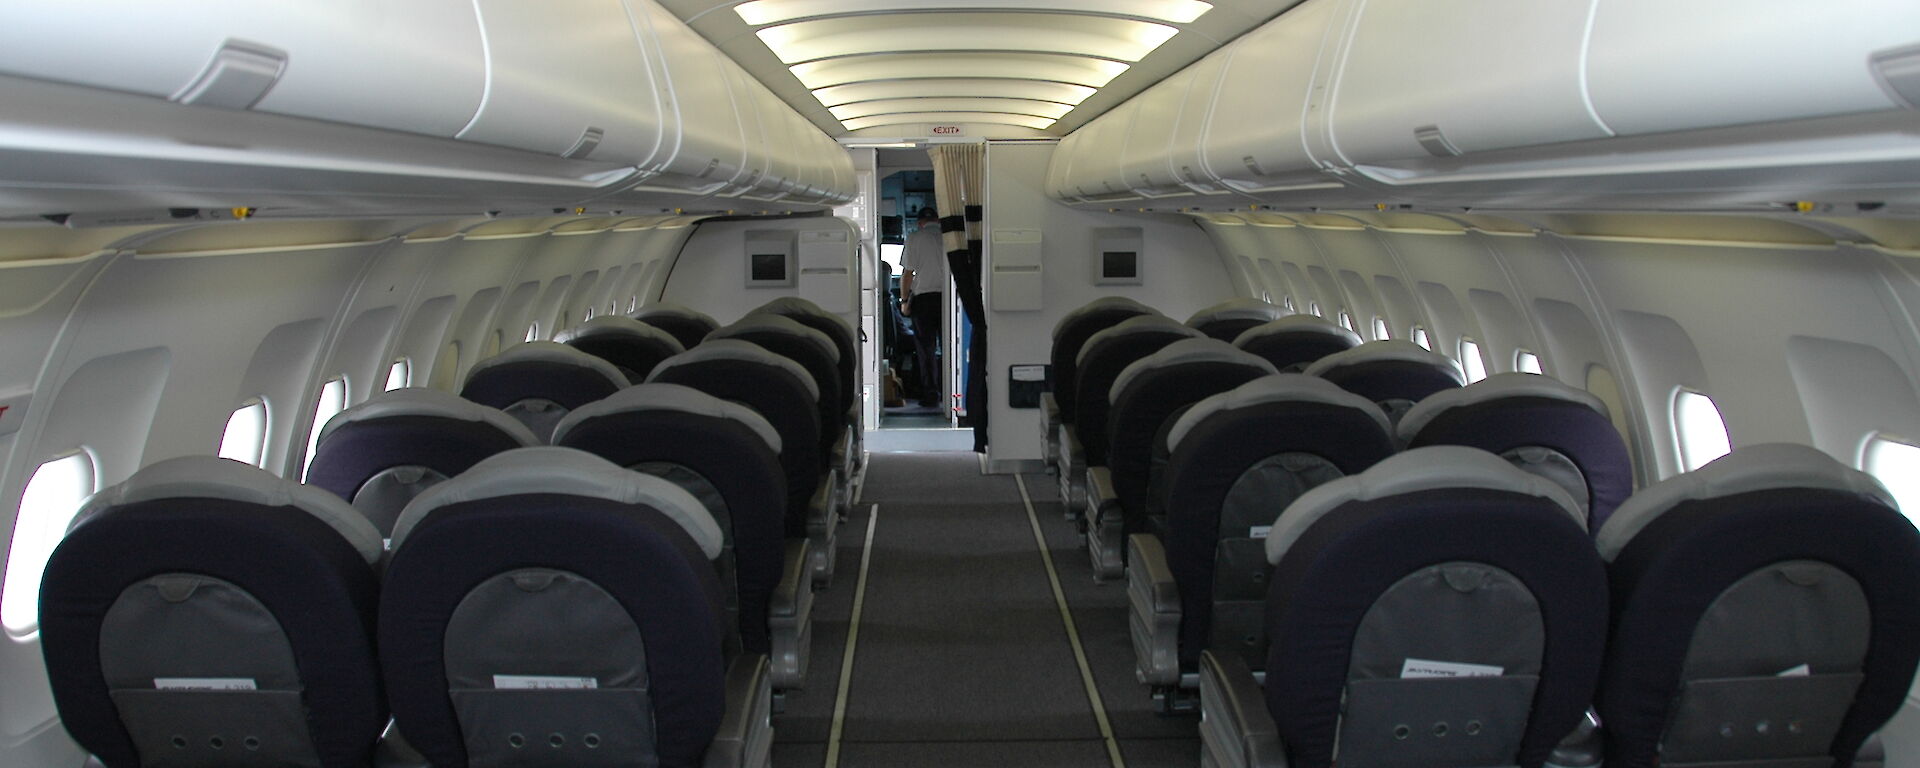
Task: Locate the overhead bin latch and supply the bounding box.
[173,39,288,110]
[1414,124,1463,158]
[564,127,605,160]
[1871,43,1920,109]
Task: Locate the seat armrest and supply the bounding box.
[1126,534,1181,687]
[1088,466,1119,511]
[705,654,774,768]
[1041,393,1060,432]
[808,475,837,530]
[806,476,839,586]
[1199,651,1286,768]
[770,539,812,620]
[1085,467,1125,580]
[768,539,816,689]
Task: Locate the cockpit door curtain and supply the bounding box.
[930,143,989,451]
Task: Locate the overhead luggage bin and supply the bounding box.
[1196,0,1343,196]
[458,0,666,164]
[1163,51,1232,196]
[1585,0,1920,137]
[1045,131,1087,204]
[1062,99,1143,202]
[0,0,486,138]
[1325,0,1610,173]
[617,0,749,199]
[1118,67,1200,199]
[720,62,777,199]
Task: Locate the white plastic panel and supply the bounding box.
[0,0,486,137]
[1199,0,1339,192]
[1586,0,1920,136]
[1062,99,1141,200]
[724,63,777,198]
[1327,0,1609,166]
[629,0,747,195]
[460,0,664,163]
[1165,50,1231,193]
[1046,131,1084,202]
[1120,67,1198,198]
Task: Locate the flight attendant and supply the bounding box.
[899,207,947,407]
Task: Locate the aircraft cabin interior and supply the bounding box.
[4,1,1920,767]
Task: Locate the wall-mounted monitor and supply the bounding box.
[745,230,797,288]
[1093,227,1144,286]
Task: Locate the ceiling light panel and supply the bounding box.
[757,14,1180,65]
[841,112,1058,131]
[829,98,1076,120]
[790,53,1129,89]
[735,0,1213,26]
[813,79,1095,107]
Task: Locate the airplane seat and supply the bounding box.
[458,341,628,443]
[706,314,844,463]
[1129,375,1396,707]
[1305,340,1466,427]
[381,447,770,768]
[648,340,838,587]
[1184,297,1287,342]
[630,302,721,351]
[39,456,386,768]
[751,297,864,514]
[1200,447,1607,768]
[307,387,540,537]
[1399,373,1633,532]
[1086,338,1275,580]
[1593,444,1920,768]
[554,316,686,384]
[1231,315,1363,372]
[553,383,815,690]
[1068,316,1205,525]
[1046,297,1159,480]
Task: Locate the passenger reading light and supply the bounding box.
[385,359,412,391]
[1411,326,1432,350]
[1371,316,1390,341]
[1674,390,1732,472]
[1516,350,1543,375]
[1863,437,1920,527]
[1459,338,1488,383]
[219,400,269,468]
[303,377,348,479]
[1,453,95,635]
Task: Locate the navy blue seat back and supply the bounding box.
[648,340,823,523]
[1073,316,1203,465]
[630,303,720,350]
[1105,339,1275,534]
[755,297,858,422]
[708,314,844,456]
[1050,297,1156,425]
[1185,298,1286,342]
[1231,315,1362,372]
[557,316,686,384]
[1306,340,1465,425]
[459,341,628,442]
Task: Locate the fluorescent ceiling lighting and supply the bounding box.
[842,142,922,148]
[736,0,1212,26]
[757,14,1179,64]
[791,53,1129,89]
[841,112,1057,131]
[813,79,1095,107]
[830,98,1075,120]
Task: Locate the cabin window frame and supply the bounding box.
[1,450,98,637]
[219,398,271,468]
[385,359,412,391]
[303,376,349,480]
[1515,349,1544,375]
[1672,388,1732,473]
[1459,337,1488,383]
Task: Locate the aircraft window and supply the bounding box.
[1261,291,1271,303]
[219,400,270,468]
[1309,302,1322,317]
[385,359,412,392]
[303,377,348,480]
[1282,296,1295,312]
[1674,390,1732,472]
[431,341,462,389]
[1337,311,1355,332]
[628,296,638,313]
[1516,350,1544,375]
[1411,326,1432,350]
[1459,338,1488,383]
[1371,316,1390,341]
[1862,436,1920,526]
[525,323,541,343]
[2,452,96,635]
[584,307,597,322]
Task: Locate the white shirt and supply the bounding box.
[900,226,949,294]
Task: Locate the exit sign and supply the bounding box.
[930,125,965,136]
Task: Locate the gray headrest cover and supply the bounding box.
[711,313,841,363]
[389,446,723,559]
[553,316,687,353]
[1076,315,1204,366]
[70,456,384,565]
[1397,372,1611,443]
[1052,296,1158,339]
[1232,314,1363,349]
[1185,297,1286,327]
[1110,338,1277,404]
[1265,446,1585,566]
[757,296,855,337]
[1595,443,1897,562]
[1170,373,1392,452]
[1305,339,1466,383]
[552,383,783,453]
[646,339,820,401]
[464,340,629,392]
[631,301,718,328]
[317,387,541,448]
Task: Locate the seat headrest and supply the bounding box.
[1396,372,1610,442]
[464,340,629,392]
[710,313,841,363]
[1304,339,1465,382]
[630,301,718,328]
[552,383,782,453]
[389,447,723,559]
[1169,374,1392,452]
[1232,314,1363,349]
[1052,296,1158,339]
[1076,315,1204,365]
[554,316,686,353]
[1185,297,1287,328]
[317,387,541,448]
[755,296,853,335]
[646,339,820,401]
[1110,338,1276,404]
[1266,446,1585,565]
[70,456,384,564]
[1595,443,1897,561]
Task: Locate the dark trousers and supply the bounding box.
[909,292,943,406]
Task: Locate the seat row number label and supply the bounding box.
[493,675,598,690]
[1400,659,1504,679]
[155,678,257,691]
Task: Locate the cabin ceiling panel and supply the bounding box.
[661,0,1302,136]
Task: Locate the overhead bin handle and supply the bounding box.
[1872,43,1920,109]
[563,127,606,160]
[1414,124,1463,158]
[173,39,288,111]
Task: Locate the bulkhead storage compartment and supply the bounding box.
[1324,0,1610,172]
[1198,0,1341,194]
[1118,66,1201,198]
[1585,0,1920,137]
[624,0,748,197]
[1061,99,1141,202]
[0,0,486,138]
[459,0,665,163]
